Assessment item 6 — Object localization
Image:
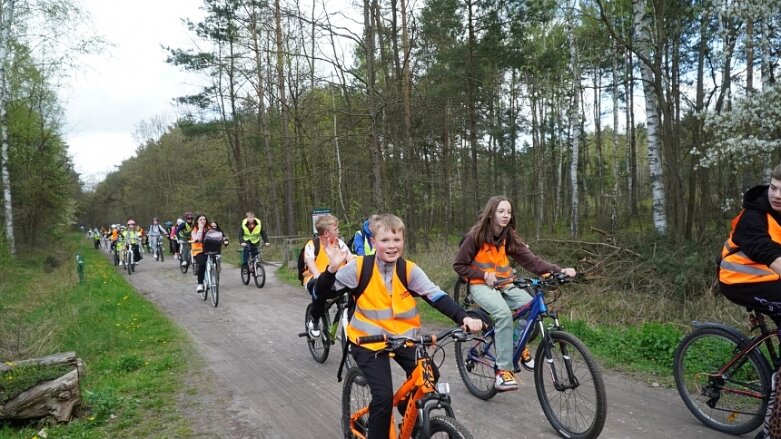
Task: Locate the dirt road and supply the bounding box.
[122,254,746,438]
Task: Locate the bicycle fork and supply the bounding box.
[540,317,580,391]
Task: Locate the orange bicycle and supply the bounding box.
[342,328,474,439]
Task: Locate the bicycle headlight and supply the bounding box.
[436,382,450,394]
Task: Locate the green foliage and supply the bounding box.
[0,235,193,437]
[0,364,74,403]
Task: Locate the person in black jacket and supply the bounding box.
[717,164,781,439]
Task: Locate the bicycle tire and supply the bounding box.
[200,266,208,301]
[453,277,466,305]
[305,303,330,363]
[253,261,266,288]
[180,258,189,274]
[673,326,771,435]
[241,261,251,285]
[425,416,474,439]
[210,261,219,307]
[113,249,119,266]
[159,244,164,262]
[454,310,497,400]
[534,331,607,439]
[127,250,133,275]
[342,366,370,439]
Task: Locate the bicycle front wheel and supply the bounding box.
[305,303,330,363]
[210,263,219,307]
[127,252,133,275]
[342,366,370,439]
[454,310,497,400]
[253,261,266,288]
[673,326,770,435]
[534,331,606,439]
[426,416,474,439]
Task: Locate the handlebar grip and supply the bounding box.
[356,334,387,345]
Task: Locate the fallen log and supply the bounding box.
[0,352,84,423]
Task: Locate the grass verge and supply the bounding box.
[0,235,196,438]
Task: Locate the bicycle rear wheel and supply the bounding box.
[534,331,606,439]
[673,326,770,435]
[342,366,370,439]
[454,310,497,400]
[305,303,330,363]
[210,262,219,307]
[427,416,474,439]
[253,260,266,288]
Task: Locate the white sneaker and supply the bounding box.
[196,284,204,293]
[154,255,158,260]
[307,320,321,338]
[181,260,187,266]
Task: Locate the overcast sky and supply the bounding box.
[64,0,204,187]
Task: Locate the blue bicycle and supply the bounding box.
[454,274,607,439]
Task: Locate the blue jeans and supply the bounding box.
[469,283,532,371]
[241,243,259,265]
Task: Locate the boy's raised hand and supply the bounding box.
[324,236,348,271]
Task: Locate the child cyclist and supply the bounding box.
[304,214,355,337]
[453,195,576,392]
[313,214,483,439]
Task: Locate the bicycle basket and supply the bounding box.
[203,230,225,254]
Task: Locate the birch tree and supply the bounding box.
[633,0,667,234]
[0,0,15,255]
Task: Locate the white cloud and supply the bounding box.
[64,0,204,181]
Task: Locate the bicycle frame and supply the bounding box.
[465,278,577,389]
[700,313,779,400]
[326,293,350,343]
[348,335,458,439]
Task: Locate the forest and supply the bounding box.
[2,0,781,277]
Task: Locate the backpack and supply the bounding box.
[347,230,360,253]
[297,238,320,285]
[337,254,412,381]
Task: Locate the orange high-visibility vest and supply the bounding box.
[719,210,781,285]
[346,256,421,351]
[302,239,328,285]
[468,241,513,288]
[191,227,205,256]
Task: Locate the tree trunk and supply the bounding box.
[274,0,294,235]
[0,0,16,256]
[0,352,84,423]
[568,0,581,238]
[363,0,383,210]
[633,0,667,234]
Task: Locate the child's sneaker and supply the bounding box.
[521,347,535,369]
[495,370,519,391]
[307,319,321,338]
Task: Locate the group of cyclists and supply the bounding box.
[87,210,272,295]
[79,162,781,439]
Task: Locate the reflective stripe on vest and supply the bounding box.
[719,210,781,285]
[347,256,421,351]
[468,241,514,288]
[242,218,262,244]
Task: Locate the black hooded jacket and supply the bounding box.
[731,185,781,266]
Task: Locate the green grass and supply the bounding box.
[0,235,196,438]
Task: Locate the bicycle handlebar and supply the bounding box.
[355,328,474,349]
[514,272,572,288]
